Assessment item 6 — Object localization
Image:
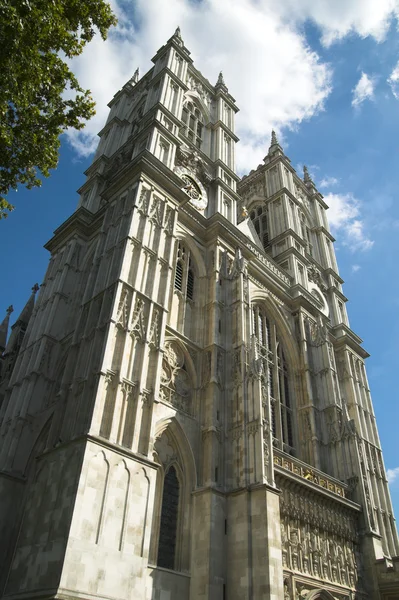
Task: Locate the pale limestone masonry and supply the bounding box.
[1,28,398,600]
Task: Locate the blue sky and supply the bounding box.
[2,0,399,518]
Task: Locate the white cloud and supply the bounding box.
[388,61,399,99]
[352,72,375,108]
[319,176,339,189]
[63,0,399,166]
[324,193,374,251]
[351,264,361,272]
[387,467,399,484]
[273,0,399,46]
[64,0,333,167]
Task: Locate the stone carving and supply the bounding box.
[163,206,174,235]
[278,475,359,591]
[149,195,164,227]
[148,308,160,350]
[307,265,327,291]
[136,187,150,214]
[186,75,212,106]
[159,341,193,414]
[306,315,327,347]
[116,288,131,331]
[130,297,146,342]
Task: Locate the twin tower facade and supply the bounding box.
[0,29,398,600]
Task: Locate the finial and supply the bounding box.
[129,68,139,86]
[6,305,14,316]
[241,206,249,218]
[303,165,314,185]
[215,71,228,92]
[271,130,278,146]
[32,283,39,294]
[173,26,184,46]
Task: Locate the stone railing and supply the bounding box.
[274,451,347,499]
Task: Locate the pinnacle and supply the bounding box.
[303,165,314,186]
[0,305,13,351]
[173,26,184,46]
[266,129,283,159]
[129,68,139,86]
[216,71,228,91]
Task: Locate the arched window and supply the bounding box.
[181,101,204,149]
[252,305,295,453]
[174,242,195,301]
[249,205,269,251]
[157,465,180,569]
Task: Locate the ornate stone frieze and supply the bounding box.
[278,477,360,591]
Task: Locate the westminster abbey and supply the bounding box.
[1,28,398,600]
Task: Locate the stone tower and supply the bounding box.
[1,29,398,600]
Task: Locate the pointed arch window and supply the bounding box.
[250,205,269,252]
[181,101,204,149]
[174,242,195,301]
[252,304,295,453]
[157,465,180,569]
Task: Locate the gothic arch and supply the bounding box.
[250,293,302,454]
[174,231,206,279]
[250,291,300,371]
[150,417,196,572]
[183,91,211,124]
[153,416,197,486]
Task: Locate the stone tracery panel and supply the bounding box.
[159,341,193,414]
[277,475,361,595]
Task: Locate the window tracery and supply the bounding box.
[181,101,204,149]
[252,304,295,453]
[174,241,195,301]
[250,205,269,251]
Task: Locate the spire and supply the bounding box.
[264,129,284,161]
[215,71,228,93]
[268,129,284,155]
[0,306,13,352]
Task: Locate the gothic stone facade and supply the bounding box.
[0,29,398,600]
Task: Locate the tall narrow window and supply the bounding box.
[174,242,195,301]
[186,266,194,300]
[174,260,183,291]
[252,304,295,453]
[157,466,180,569]
[249,205,270,252]
[180,101,204,149]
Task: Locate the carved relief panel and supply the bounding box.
[159,341,193,414]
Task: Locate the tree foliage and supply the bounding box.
[0,0,117,218]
